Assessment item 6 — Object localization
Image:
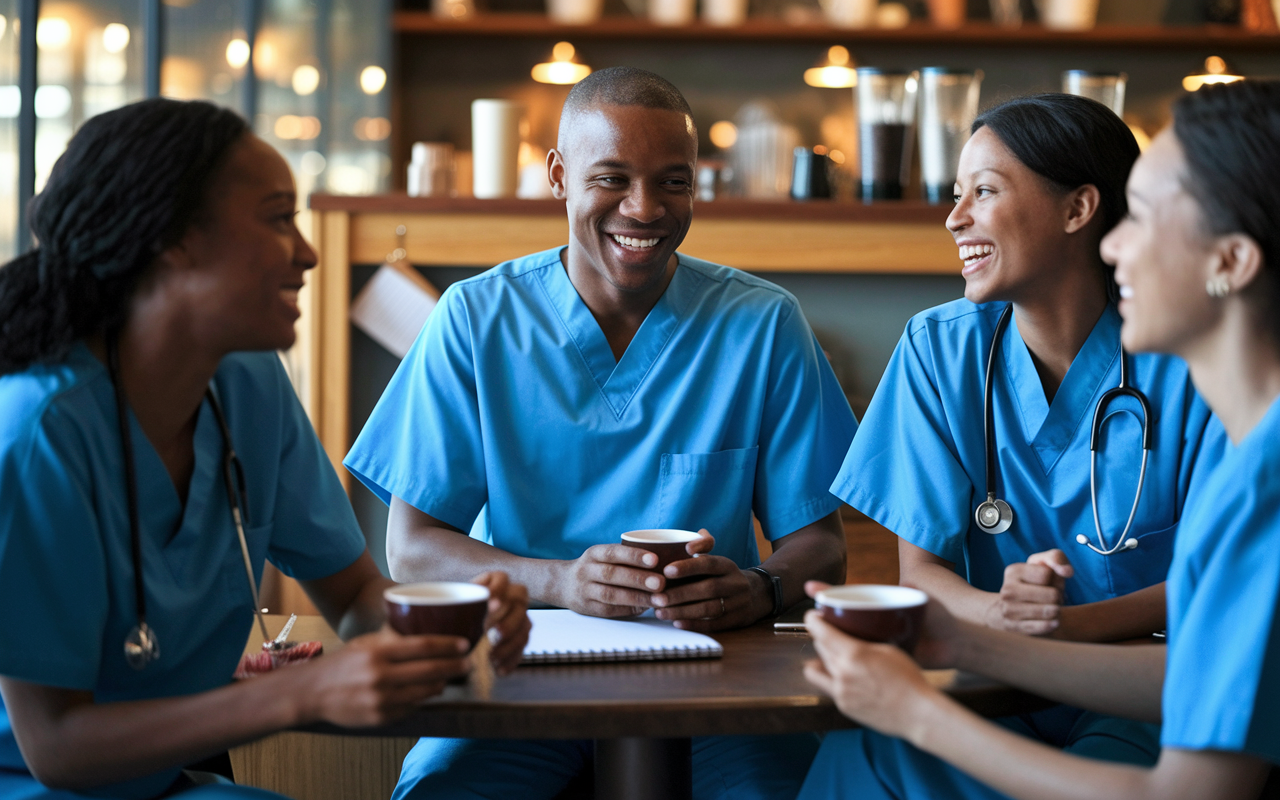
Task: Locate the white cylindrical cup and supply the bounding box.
[547,0,604,24]
[1037,0,1099,29]
[650,0,695,25]
[703,0,748,25]
[820,0,878,27]
[471,100,522,200]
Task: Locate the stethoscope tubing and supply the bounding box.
[107,336,153,661]
[108,332,270,669]
[978,303,1152,555]
[208,385,272,645]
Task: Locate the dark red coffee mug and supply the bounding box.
[384,582,490,651]
[815,585,928,653]
[622,529,704,589]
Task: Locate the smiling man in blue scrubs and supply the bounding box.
[344,67,857,799]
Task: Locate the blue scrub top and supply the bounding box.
[0,346,366,799]
[345,248,857,566]
[832,300,1224,605]
[1163,395,1280,763]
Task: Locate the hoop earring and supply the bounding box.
[1206,278,1231,298]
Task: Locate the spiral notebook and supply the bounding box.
[522,610,724,665]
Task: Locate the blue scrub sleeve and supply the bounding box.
[263,360,367,581]
[751,302,857,539]
[344,286,487,531]
[831,323,972,565]
[1162,490,1280,763]
[0,408,108,689]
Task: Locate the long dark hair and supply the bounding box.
[973,93,1140,298]
[1172,80,1280,340]
[0,98,249,374]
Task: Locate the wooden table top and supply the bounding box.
[262,614,1050,740]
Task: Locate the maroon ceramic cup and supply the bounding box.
[621,529,703,588]
[815,585,929,653]
[383,582,490,651]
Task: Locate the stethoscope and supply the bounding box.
[974,304,1153,556]
[108,333,272,670]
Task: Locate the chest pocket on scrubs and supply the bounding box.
[657,447,759,551]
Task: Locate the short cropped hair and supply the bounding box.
[558,66,695,151]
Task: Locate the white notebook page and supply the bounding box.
[522,609,723,664]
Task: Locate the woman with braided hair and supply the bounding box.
[0,98,530,799]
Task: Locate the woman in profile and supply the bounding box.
[0,98,529,799]
[828,92,1224,781]
[803,79,1280,800]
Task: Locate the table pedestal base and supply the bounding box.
[594,737,692,800]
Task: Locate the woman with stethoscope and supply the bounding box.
[0,99,530,799]
[813,93,1226,795]
[801,78,1280,800]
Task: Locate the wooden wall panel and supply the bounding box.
[315,210,353,490]
[679,219,956,274]
[229,730,416,800]
[351,211,569,267]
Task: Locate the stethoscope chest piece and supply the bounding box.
[124,621,160,670]
[108,330,268,672]
[975,496,1013,534]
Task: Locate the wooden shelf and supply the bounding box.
[306,193,959,274]
[309,194,954,224]
[393,13,1280,48]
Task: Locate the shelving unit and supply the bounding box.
[393,14,1280,48]
[291,5,1280,601]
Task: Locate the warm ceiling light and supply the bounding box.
[532,41,592,85]
[226,38,250,69]
[804,45,857,88]
[102,23,130,53]
[360,65,387,94]
[1182,55,1243,91]
[292,64,320,96]
[36,18,71,50]
[709,120,737,149]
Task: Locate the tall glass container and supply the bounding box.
[918,67,982,204]
[856,68,918,202]
[1062,70,1126,116]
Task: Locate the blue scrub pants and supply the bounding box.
[0,770,287,800]
[392,733,820,800]
[798,706,1160,800]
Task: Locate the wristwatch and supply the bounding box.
[746,566,784,617]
